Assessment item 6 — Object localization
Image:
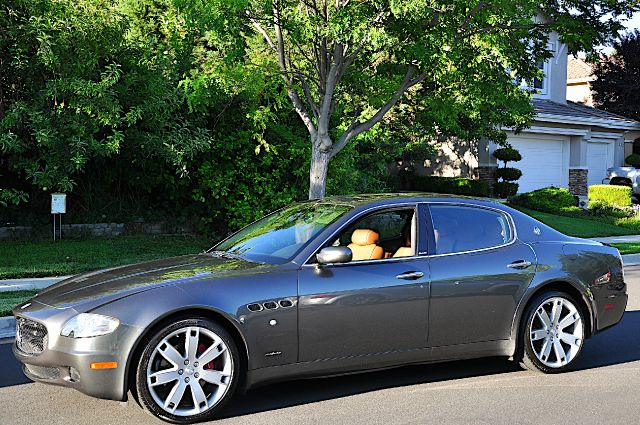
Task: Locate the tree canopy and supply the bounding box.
[592,30,640,121]
[183,0,640,198]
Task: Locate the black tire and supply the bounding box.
[519,291,586,373]
[135,318,240,424]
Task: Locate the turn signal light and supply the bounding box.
[90,361,118,370]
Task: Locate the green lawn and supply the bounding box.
[0,235,212,279]
[0,290,38,316]
[609,243,640,255]
[512,206,639,238]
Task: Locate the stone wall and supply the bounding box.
[569,168,588,196]
[476,166,498,188]
[0,221,193,240]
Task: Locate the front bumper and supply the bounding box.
[13,312,143,401]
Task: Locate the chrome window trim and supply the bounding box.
[425,202,518,258]
[300,202,420,267]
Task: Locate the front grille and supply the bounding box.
[16,318,48,355]
[24,364,60,380]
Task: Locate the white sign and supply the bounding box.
[51,193,67,214]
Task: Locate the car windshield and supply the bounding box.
[212,202,353,263]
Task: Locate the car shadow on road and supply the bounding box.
[220,310,640,419]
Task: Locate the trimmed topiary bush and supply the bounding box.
[496,167,522,182]
[492,146,522,198]
[626,154,640,168]
[493,147,522,166]
[403,175,490,197]
[588,184,633,207]
[510,187,580,215]
[493,181,519,198]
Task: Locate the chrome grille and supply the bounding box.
[16,318,48,355]
[24,364,60,380]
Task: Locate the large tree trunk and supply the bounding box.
[308,137,332,199]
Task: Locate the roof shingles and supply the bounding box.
[533,99,640,126]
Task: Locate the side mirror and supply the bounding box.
[316,246,352,265]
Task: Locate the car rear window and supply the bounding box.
[429,205,512,255]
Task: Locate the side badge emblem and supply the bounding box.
[533,227,541,236]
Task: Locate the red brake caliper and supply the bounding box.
[197,343,215,369]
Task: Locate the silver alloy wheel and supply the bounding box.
[146,326,233,417]
[529,296,584,368]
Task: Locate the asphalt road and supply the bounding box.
[1,268,640,425]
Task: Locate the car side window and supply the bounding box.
[429,205,512,255]
[332,208,416,261]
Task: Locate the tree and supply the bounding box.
[182,0,639,199]
[592,30,640,121]
[0,0,212,201]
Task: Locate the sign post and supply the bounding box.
[51,193,66,241]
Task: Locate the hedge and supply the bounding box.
[510,187,580,215]
[588,185,633,207]
[402,175,490,197]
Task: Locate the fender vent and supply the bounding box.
[279,299,293,308]
[263,301,278,310]
[247,303,263,312]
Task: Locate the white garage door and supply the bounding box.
[587,141,614,187]
[508,135,569,193]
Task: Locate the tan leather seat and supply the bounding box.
[393,247,412,257]
[348,229,384,261]
[393,233,413,257]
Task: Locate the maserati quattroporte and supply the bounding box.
[13,194,627,423]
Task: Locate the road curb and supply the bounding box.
[0,276,69,293]
[0,316,15,339]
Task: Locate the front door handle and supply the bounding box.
[507,260,532,269]
[396,271,424,280]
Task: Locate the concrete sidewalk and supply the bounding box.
[591,235,640,243]
[0,276,69,293]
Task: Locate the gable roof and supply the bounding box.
[533,99,640,130]
[567,58,594,80]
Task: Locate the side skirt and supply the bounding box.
[245,339,514,390]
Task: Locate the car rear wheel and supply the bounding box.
[135,318,239,423]
[520,291,585,373]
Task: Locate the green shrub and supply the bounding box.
[493,181,519,198]
[588,200,633,218]
[402,175,490,197]
[510,187,580,215]
[588,185,633,208]
[496,167,522,182]
[493,147,522,164]
[626,154,640,168]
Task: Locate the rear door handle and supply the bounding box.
[396,271,424,280]
[507,260,532,269]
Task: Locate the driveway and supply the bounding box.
[1,267,639,425]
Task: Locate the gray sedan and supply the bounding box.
[13,194,627,423]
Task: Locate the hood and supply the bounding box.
[32,254,279,311]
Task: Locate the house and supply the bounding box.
[566,58,595,106]
[420,32,640,196]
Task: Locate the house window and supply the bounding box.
[520,43,554,97]
[533,61,547,93]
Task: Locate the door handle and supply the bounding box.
[396,271,424,280]
[507,260,532,269]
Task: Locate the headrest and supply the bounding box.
[351,229,379,246]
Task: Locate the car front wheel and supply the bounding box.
[520,291,585,373]
[135,318,239,423]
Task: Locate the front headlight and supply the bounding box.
[60,313,120,338]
